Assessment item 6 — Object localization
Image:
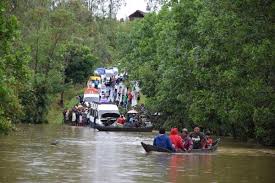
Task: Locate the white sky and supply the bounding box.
[117,0,147,19]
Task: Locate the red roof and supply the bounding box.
[84,87,99,94]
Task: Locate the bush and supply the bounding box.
[0,114,12,135]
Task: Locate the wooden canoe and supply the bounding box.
[141,138,220,153]
[96,125,153,132]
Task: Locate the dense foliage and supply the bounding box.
[64,44,98,84]
[1,0,274,146]
[0,1,31,132]
[116,0,275,145]
[0,0,122,128]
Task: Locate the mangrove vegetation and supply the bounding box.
[0,0,274,145]
[116,0,274,145]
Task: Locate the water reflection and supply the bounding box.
[168,155,214,183]
[147,154,214,183]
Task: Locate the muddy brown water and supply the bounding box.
[0,124,274,183]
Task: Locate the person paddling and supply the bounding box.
[153,128,175,152]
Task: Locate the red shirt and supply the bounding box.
[169,128,184,150]
[205,137,213,148]
[128,92,133,100]
[207,138,213,145]
[117,117,125,125]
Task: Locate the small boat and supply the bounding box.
[141,138,220,153]
[96,125,153,132]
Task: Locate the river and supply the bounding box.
[0,124,274,183]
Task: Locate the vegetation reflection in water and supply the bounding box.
[0,124,274,183]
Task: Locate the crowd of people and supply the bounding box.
[153,127,213,152]
[63,71,143,127]
[115,112,150,128]
[99,79,141,110]
[63,102,91,126]
[87,72,141,109]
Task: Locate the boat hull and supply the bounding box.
[96,125,153,132]
[141,138,220,153]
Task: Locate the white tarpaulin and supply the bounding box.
[105,69,115,77]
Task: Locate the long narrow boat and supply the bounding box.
[141,138,220,153]
[96,125,153,132]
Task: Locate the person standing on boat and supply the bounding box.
[123,94,128,108]
[181,128,193,151]
[190,126,206,149]
[153,128,175,152]
[127,90,133,106]
[137,92,141,104]
[95,79,99,89]
[118,86,122,98]
[169,128,184,151]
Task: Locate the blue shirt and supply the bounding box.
[153,134,174,151]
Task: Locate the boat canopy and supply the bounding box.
[127,109,138,114]
[84,87,99,94]
[95,68,106,75]
[83,94,100,103]
[105,69,115,77]
[90,76,101,81]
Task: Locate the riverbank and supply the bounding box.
[47,85,84,124]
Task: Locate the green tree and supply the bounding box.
[64,43,98,84]
[0,1,31,132]
[116,0,275,145]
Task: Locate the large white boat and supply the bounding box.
[89,102,120,127]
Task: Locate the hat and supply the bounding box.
[183,128,188,132]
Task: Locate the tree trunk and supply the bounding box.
[231,123,237,139]
[59,91,64,107]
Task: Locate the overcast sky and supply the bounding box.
[117,0,147,19]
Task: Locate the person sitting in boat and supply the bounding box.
[127,114,137,127]
[124,115,133,127]
[204,130,213,149]
[153,128,175,152]
[134,119,142,128]
[190,126,206,149]
[181,128,193,151]
[169,128,184,151]
[116,115,125,127]
[140,104,145,113]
